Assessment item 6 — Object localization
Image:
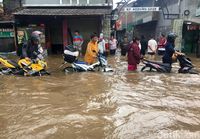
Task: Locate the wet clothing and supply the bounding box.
[158,37,167,48]
[128,64,137,71]
[98,39,106,55]
[127,42,140,70]
[109,38,117,55]
[140,38,147,55]
[162,42,175,65]
[120,41,129,56]
[22,41,43,60]
[84,41,98,64]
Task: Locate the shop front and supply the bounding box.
[182,20,200,56]
[14,8,110,55]
[0,21,15,53]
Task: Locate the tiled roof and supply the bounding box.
[13,8,112,16]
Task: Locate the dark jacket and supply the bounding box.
[162,42,175,65]
[140,38,147,55]
[22,41,40,59]
[120,41,129,56]
[127,42,140,65]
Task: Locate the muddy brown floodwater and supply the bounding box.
[0,51,200,139]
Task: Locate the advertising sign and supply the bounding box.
[0,29,14,38]
[124,7,159,12]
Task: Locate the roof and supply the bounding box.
[0,21,14,24]
[13,8,112,16]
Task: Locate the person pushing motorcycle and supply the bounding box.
[22,33,44,61]
[162,33,184,65]
[84,33,99,65]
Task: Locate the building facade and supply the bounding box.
[124,0,200,55]
[14,0,113,54]
[0,0,21,52]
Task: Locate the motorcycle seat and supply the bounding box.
[75,61,87,64]
[143,59,171,67]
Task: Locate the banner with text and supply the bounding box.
[124,7,159,12]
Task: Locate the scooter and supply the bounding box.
[18,58,49,76]
[62,46,113,73]
[0,53,49,76]
[177,55,198,74]
[18,52,50,76]
[141,58,172,73]
[0,55,24,75]
[141,55,198,74]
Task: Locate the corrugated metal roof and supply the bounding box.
[13,8,112,16]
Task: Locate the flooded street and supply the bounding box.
[0,52,200,139]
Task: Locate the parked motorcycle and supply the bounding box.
[0,54,49,76]
[0,55,23,75]
[62,45,113,73]
[18,58,50,76]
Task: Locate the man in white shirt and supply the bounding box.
[98,33,106,56]
[147,36,157,60]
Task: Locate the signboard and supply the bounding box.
[0,29,14,38]
[115,20,122,30]
[124,7,159,12]
[164,14,180,19]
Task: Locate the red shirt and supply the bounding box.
[127,42,140,65]
[158,37,167,48]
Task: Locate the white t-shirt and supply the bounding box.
[109,39,117,50]
[98,39,106,54]
[147,39,157,53]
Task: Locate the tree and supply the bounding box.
[3,0,22,14]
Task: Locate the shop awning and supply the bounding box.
[184,18,200,24]
[13,8,112,16]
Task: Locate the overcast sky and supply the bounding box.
[113,0,121,9]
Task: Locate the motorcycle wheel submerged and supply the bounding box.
[63,67,76,73]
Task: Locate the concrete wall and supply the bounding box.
[180,0,199,19]
[102,18,111,40]
[156,0,200,38]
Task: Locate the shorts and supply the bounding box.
[110,49,116,55]
[128,64,137,71]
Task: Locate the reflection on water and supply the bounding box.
[0,52,200,139]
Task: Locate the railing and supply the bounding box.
[22,0,112,6]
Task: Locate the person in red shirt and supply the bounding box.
[127,37,141,71]
[158,33,167,55]
[158,34,167,47]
